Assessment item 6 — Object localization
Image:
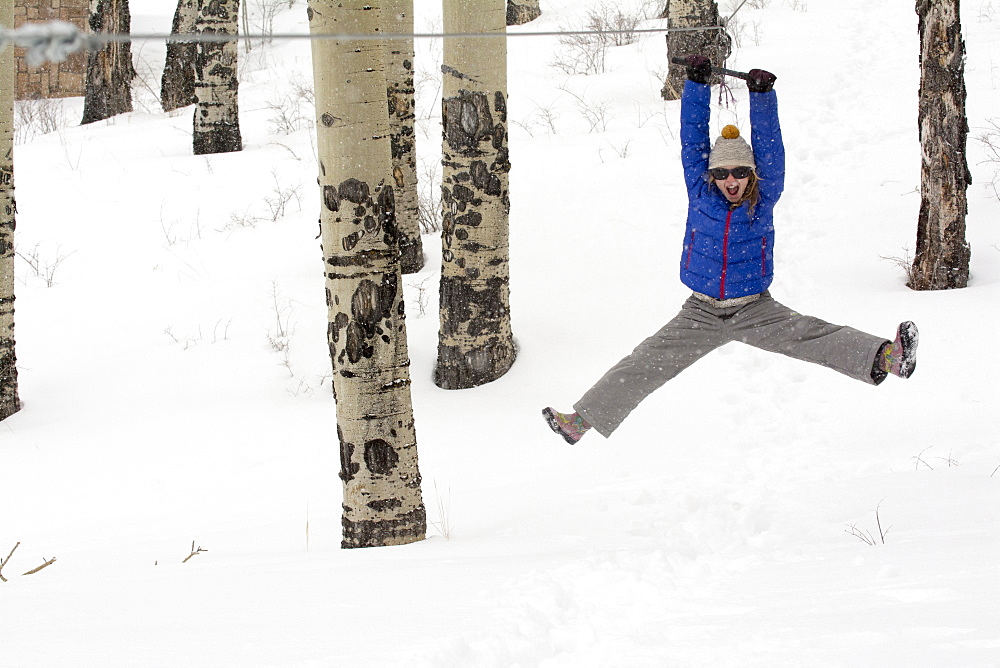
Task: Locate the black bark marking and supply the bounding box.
[456,211,483,228]
[435,336,516,390]
[443,90,495,152]
[378,184,397,244]
[330,311,349,343]
[342,275,398,363]
[341,505,426,549]
[339,178,370,204]
[438,275,510,338]
[470,160,503,197]
[441,64,479,83]
[494,91,507,122]
[452,184,475,202]
[345,322,374,363]
[351,280,382,336]
[323,185,340,211]
[339,436,360,482]
[342,231,362,252]
[363,439,399,475]
[367,498,402,512]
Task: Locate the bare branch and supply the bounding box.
[912,446,935,471]
[22,557,57,576]
[182,540,207,563]
[0,541,21,582]
[875,500,891,544]
[845,524,876,546]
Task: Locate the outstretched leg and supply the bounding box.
[570,296,729,437]
[729,295,910,384]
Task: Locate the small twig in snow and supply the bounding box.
[0,541,20,582]
[875,500,891,544]
[845,523,876,546]
[22,556,57,576]
[182,541,208,563]
[912,446,934,471]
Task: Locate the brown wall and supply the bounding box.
[13,0,89,100]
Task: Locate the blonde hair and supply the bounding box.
[742,172,760,217]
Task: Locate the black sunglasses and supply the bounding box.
[709,166,753,180]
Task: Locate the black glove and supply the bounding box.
[747,68,777,93]
[684,55,713,85]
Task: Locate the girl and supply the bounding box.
[543,57,918,444]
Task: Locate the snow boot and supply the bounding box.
[880,321,919,379]
[542,408,591,444]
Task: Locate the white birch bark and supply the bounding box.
[911,0,971,290]
[661,0,729,100]
[384,0,424,273]
[308,0,426,548]
[0,0,20,420]
[193,0,242,154]
[435,0,516,390]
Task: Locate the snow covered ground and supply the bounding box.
[3,0,999,664]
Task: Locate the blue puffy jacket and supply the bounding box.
[679,81,785,300]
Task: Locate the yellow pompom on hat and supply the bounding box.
[709,124,756,171]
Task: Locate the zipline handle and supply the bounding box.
[671,56,750,82]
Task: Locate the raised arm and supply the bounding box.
[747,69,785,204]
[680,80,712,198]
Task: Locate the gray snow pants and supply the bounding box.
[574,292,888,437]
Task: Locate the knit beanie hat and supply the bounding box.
[708,125,756,171]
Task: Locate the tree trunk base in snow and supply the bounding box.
[341,506,427,549]
[910,0,971,291]
[1,13,18,422]
[0,348,19,421]
[435,336,517,390]
[192,125,243,155]
[81,0,135,124]
[192,0,243,156]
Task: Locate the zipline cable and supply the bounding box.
[0,19,727,66]
[724,0,752,26]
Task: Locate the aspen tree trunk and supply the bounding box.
[1,0,21,421]
[161,0,198,112]
[506,0,540,26]
[308,0,426,548]
[384,0,424,273]
[661,0,730,100]
[911,0,971,290]
[81,0,136,124]
[435,0,516,390]
[193,0,243,155]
